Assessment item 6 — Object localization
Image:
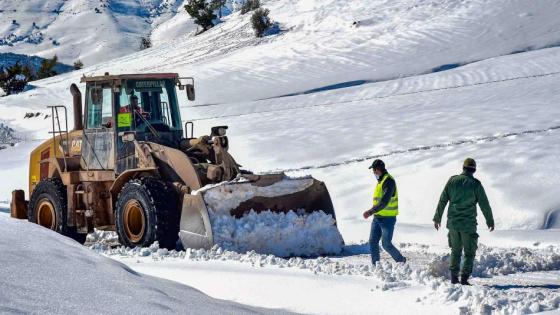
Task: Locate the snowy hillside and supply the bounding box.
[0,0,197,65]
[1,0,560,313]
[0,215,288,314]
[1,0,560,235]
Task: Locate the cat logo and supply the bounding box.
[70,138,82,154]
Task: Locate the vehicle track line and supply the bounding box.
[269,125,560,173]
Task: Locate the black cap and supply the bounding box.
[369,159,385,170]
[463,158,476,170]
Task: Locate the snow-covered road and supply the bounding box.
[94,239,560,315]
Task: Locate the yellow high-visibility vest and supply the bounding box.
[373,173,399,217]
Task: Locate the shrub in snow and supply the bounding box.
[184,0,217,32]
[37,55,58,79]
[139,36,152,50]
[241,0,260,15]
[0,62,30,95]
[251,8,272,37]
[73,59,83,70]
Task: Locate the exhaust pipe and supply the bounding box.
[70,83,83,131]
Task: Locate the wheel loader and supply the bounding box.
[10,73,341,252]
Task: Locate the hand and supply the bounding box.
[488,225,494,232]
[363,211,371,219]
[434,221,440,230]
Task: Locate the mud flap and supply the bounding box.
[10,190,28,219]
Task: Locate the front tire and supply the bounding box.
[28,179,86,244]
[115,177,180,249]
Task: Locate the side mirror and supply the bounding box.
[120,131,136,143]
[186,84,195,101]
[178,77,196,101]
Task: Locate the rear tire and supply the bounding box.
[115,177,180,249]
[28,179,87,244]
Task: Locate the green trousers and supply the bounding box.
[448,229,479,276]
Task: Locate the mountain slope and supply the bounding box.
[0,0,196,65]
[0,0,559,238]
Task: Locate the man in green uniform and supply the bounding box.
[433,158,494,285]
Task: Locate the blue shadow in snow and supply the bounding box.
[431,63,462,73]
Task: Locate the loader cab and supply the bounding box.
[80,73,192,174]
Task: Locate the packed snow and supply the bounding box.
[92,241,560,315]
[198,176,344,256]
[210,209,344,257]
[0,216,290,314]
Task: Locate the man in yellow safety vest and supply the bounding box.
[363,159,406,264]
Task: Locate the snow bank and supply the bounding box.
[428,245,560,278]
[198,176,344,257]
[0,216,287,314]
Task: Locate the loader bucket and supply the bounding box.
[179,173,344,257]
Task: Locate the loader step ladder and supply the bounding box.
[48,105,69,172]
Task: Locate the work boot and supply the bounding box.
[451,274,459,284]
[460,274,471,286]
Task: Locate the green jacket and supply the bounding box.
[433,172,494,232]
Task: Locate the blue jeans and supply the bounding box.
[369,216,405,264]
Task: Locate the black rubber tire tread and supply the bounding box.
[28,178,87,244]
[115,177,180,249]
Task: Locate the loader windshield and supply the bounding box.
[116,79,181,133]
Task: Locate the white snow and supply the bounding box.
[210,209,344,257]
[93,241,560,315]
[0,0,199,65]
[0,215,289,314]
[1,0,560,314]
[199,176,344,256]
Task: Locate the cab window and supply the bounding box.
[86,87,112,129]
[116,79,180,132]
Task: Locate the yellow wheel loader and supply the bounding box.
[10,73,341,252]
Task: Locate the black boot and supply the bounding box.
[460,274,471,286]
[451,274,459,284]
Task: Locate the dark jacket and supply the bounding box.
[433,172,494,231]
[367,171,396,217]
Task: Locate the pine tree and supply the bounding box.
[251,8,272,37]
[37,55,58,79]
[139,37,152,50]
[184,0,216,32]
[0,63,29,95]
[73,60,84,70]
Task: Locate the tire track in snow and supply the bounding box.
[271,125,560,173]
[188,70,560,122]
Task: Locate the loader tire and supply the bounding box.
[28,179,87,244]
[115,177,180,249]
